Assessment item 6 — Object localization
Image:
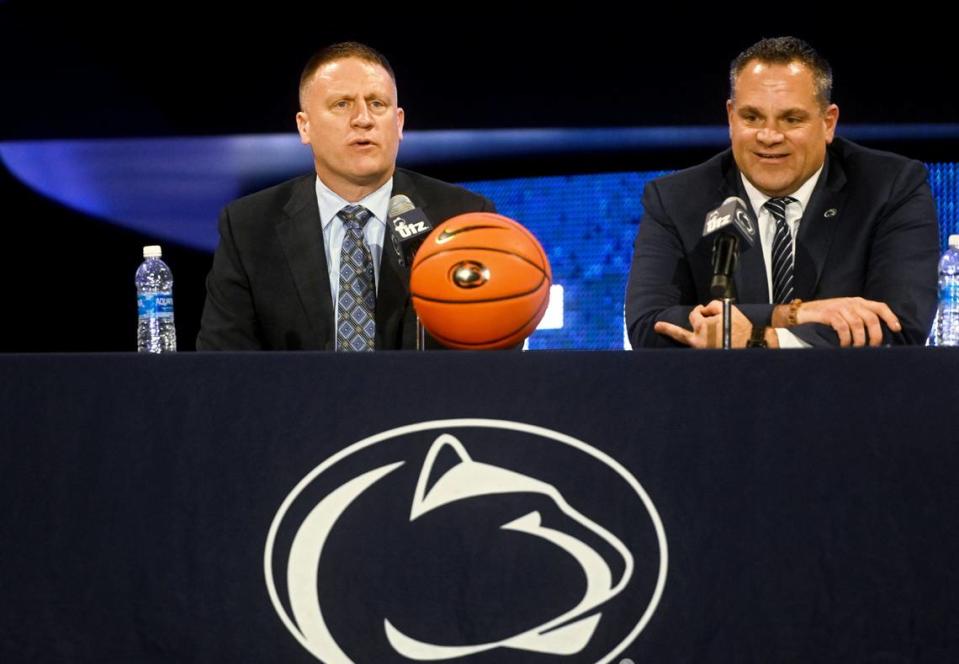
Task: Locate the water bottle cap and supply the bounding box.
[143,245,162,258]
[950,235,959,250]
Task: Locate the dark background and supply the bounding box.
[2,4,955,351]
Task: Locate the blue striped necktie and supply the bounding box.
[765,196,798,304]
[336,205,376,351]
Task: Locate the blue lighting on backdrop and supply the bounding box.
[463,173,666,349]
[929,162,959,248]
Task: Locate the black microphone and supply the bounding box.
[387,195,433,268]
[701,196,756,300]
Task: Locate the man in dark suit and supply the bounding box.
[626,36,939,349]
[197,42,495,350]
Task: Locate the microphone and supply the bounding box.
[387,195,433,268]
[701,196,756,299]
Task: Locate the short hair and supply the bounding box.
[729,36,833,108]
[298,41,396,109]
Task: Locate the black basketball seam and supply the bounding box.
[433,224,504,243]
[426,290,552,347]
[420,218,549,273]
[414,245,549,274]
[411,276,550,304]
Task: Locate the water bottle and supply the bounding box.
[937,234,959,346]
[136,245,177,352]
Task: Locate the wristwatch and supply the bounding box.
[746,325,768,348]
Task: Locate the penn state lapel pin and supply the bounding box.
[824,208,838,218]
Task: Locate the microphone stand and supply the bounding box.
[710,234,738,350]
[388,199,432,352]
[416,317,426,351]
[405,246,426,352]
[722,298,732,349]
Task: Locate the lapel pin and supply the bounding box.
[824,208,838,218]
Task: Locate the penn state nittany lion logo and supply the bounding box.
[265,419,667,663]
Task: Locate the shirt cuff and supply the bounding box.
[775,328,811,348]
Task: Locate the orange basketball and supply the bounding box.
[410,212,552,349]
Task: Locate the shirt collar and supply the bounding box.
[315,176,393,229]
[740,162,824,216]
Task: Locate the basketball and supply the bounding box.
[410,212,551,349]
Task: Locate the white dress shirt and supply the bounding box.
[740,165,824,348]
[313,176,393,329]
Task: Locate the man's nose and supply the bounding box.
[351,101,374,127]
[756,126,784,145]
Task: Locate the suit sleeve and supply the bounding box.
[790,160,940,347]
[625,181,701,348]
[196,207,263,350]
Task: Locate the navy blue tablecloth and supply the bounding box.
[2,349,958,663]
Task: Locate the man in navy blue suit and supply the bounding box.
[626,36,939,348]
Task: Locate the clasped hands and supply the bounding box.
[654,297,901,348]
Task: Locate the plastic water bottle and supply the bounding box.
[937,234,959,346]
[136,245,177,352]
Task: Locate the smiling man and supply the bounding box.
[625,36,939,348]
[198,42,495,351]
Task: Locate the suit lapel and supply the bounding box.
[276,175,334,349]
[795,154,845,299]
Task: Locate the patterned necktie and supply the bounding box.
[336,205,376,351]
[765,196,798,304]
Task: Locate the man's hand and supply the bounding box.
[784,297,901,347]
[654,300,755,348]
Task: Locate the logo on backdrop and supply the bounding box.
[264,419,667,663]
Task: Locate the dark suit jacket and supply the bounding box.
[625,137,940,348]
[197,168,496,350]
